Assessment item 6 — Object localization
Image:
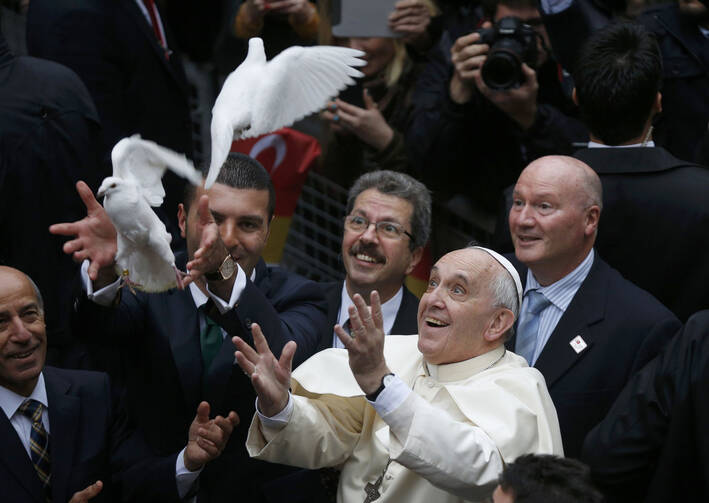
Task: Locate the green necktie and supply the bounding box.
[200,313,223,374]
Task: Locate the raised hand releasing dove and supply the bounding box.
[97,135,203,292]
[206,37,365,189]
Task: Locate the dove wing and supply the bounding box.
[114,137,202,207]
[247,45,365,138]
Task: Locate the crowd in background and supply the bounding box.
[1,0,708,502]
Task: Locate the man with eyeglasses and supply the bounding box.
[317,171,431,351]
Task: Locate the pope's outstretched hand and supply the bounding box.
[234,324,296,417]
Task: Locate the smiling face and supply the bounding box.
[417,249,513,365]
[0,268,47,397]
[342,189,422,302]
[179,183,271,278]
[509,157,600,286]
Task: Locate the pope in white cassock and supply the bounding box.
[233,247,563,502]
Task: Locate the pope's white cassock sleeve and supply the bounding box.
[247,337,563,503]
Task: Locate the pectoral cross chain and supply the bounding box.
[363,458,392,503]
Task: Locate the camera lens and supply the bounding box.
[481,50,522,90]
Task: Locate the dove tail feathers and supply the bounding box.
[206,115,234,189]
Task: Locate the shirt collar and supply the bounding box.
[587,140,655,148]
[525,249,594,312]
[338,282,404,335]
[0,373,48,421]
[423,345,506,383]
[188,267,256,307]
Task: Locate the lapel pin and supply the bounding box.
[570,335,588,354]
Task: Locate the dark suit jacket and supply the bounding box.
[582,311,709,503]
[72,257,328,502]
[540,0,709,162]
[317,281,420,351]
[26,0,194,241]
[0,367,179,503]
[507,254,681,458]
[0,33,103,369]
[493,146,709,321]
[574,147,709,321]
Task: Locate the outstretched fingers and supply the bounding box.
[250,323,272,356]
[76,180,102,211]
[233,336,259,375]
[278,341,297,374]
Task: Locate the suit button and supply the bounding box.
[245,317,252,328]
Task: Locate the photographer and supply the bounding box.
[406,0,587,217]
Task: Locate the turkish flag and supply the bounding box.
[230,128,321,217]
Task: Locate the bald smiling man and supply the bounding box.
[506,155,681,458]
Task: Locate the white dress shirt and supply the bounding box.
[332,283,404,348]
[587,140,655,148]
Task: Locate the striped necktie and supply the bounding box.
[18,399,51,502]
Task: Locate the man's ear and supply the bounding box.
[653,91,662,115]
[572,87,578,106]
[405,246,424,276]
[584,205,601,237]
[483,308,515,343]
[177,203,187,239]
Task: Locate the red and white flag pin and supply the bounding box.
[570,335,588,354]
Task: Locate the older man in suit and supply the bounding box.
[318,171,431,351]
[51,155,328,502]
[507,155,681,458]
[0,266,237,503]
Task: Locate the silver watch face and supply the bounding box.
[382,374,396,387]
[220,256,236,279]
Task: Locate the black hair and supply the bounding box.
[184,153,276,219]
[573,22,662,145]
[499,454,604,503]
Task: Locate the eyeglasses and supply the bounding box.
[344,214,414,241]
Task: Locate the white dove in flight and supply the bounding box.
[205,37,365,188]
[97,135,203,293]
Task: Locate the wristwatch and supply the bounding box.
[366,373,395,402]
[204,254,236,281]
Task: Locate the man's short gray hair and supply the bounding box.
[346,171,431,250]
[488,262,520,341]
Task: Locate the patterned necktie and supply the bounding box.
[515,290,551,365]
[201,312,223,374]
[18,399,51,502]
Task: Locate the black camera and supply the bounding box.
[475,16,538,90]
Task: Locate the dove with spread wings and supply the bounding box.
[96,135,203,292]
[205,37,366,189]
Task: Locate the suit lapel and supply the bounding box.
[44,368,80,503]
[534,257,607,388]
[162,288,202,411]
[120,0,188,94]
[391,287,419,335]
[0,404,44,502]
